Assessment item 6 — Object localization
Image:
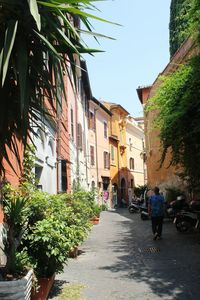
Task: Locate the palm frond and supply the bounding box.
[0,0,116,175]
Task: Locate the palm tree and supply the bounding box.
[0,0,114,174]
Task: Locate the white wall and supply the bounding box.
[33,121,57,194]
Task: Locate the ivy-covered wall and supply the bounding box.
[169,0,191,57]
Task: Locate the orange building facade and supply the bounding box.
[137,38,196,190]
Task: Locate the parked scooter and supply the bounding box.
[140,205,149,220]
[128,196,143,213]
[140,194,189,221]
[174,200,200,233]
[165,195,189,219]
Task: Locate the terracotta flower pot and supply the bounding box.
[90,216,100,225]
[31,273,55,300]
[69,246,79,258]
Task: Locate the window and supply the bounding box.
[90,145,95,166]
[104,151,110,169]
[129,157,134,170]
[89,111,95,130]
[77,123,83,150]
[111,145,115,161]
[35,165,43,189]
[104,121,108,138]
[71,108,74,140]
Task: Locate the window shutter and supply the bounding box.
[89,111,95,130]
[104,151,106,169]
[77,123,82,150]
[90,146,95,165]
[104,122,107,138]
[103,151,110,169]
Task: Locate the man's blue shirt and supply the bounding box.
[149,194,165,217]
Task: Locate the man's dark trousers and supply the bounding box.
[151,216,163,237]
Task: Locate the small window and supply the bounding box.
[129,157,134,170]
[90,145,95,166]
[104,151,110,169]
[104,122,108,138]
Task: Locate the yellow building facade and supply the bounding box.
[102,102,129,207]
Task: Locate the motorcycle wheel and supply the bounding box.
[128,206,138,213]
[175,220,192,233]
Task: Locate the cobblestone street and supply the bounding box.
[49,208,200,300]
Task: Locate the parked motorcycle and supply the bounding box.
[128,197,143,213]
[140,195,189,221]
[140,205,149,220]
[174,200,200,233]
[166,195,189,219]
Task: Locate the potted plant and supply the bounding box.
[0,149,93,300]
[28,217,74,300]
[90,203,102,225]
[26,192,91,299]
[0,183,34,300]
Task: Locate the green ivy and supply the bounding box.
[146,54,200,191]
[169,0,191,57]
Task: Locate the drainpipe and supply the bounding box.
[82,95,89,189]
[56,109,62,193]
[94,108,100,203]
[117,140,120,205]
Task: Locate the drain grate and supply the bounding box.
[138,247,161,253]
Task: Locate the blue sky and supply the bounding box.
[83,0,171,117]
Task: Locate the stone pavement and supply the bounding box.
[49,208,200,300]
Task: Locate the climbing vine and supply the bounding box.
[146,54,200,190]
[145,0,200,191]
[169,0,191,57]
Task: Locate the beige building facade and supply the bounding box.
[88,97,112,206]
[126,116,146,199]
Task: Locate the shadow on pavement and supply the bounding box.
[99,208,200,300]
[48,279,68,299]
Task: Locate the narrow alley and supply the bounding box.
[49,209,200,300]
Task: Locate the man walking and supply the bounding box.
[148,186,165,240]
